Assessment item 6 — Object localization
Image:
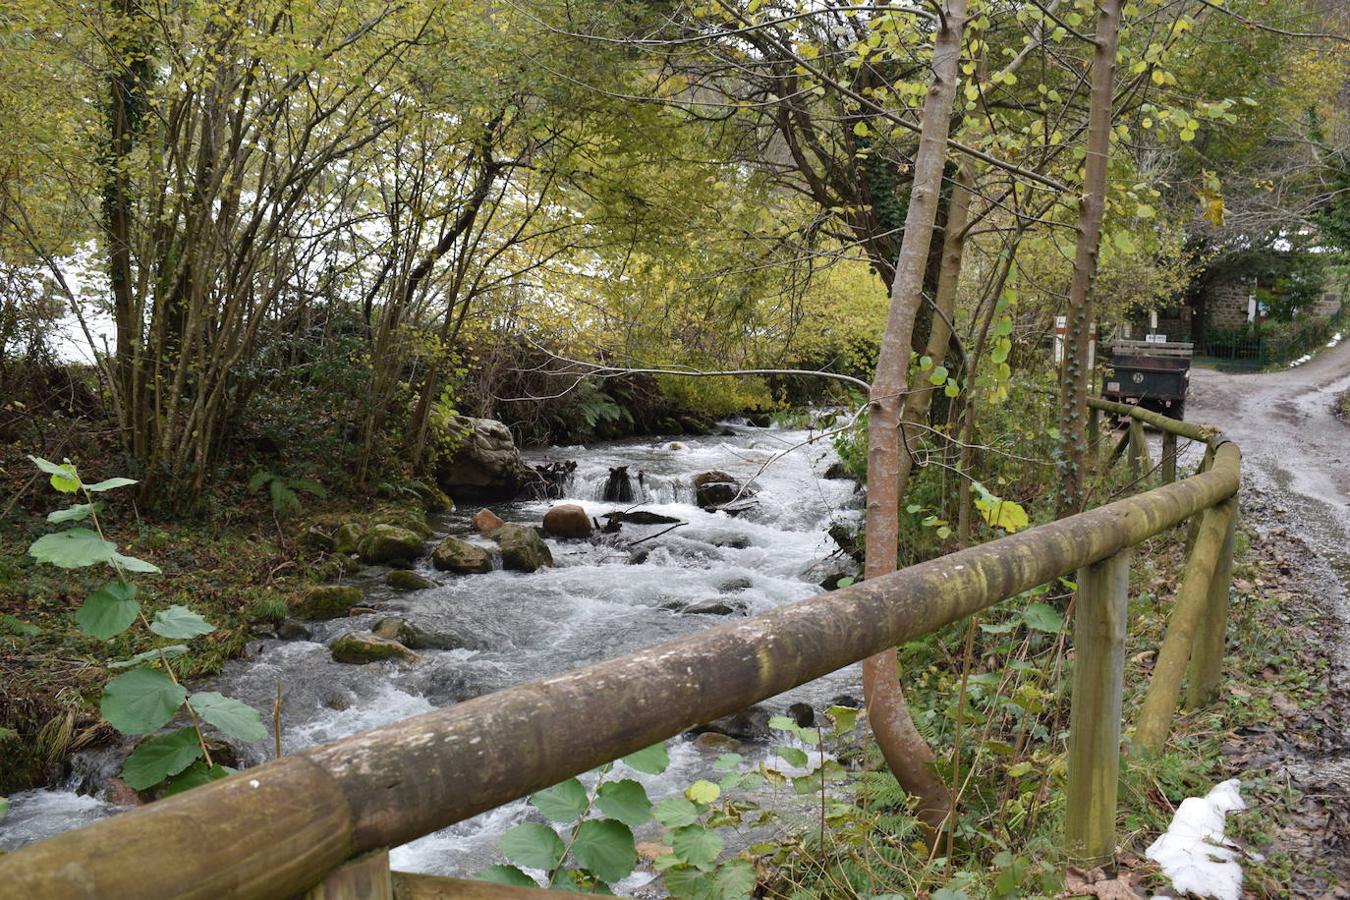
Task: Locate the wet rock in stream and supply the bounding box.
[431,536,492,574]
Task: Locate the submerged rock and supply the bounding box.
[491,523,553,573]
[385,570,434,591]
[823,462,854,480]
[431,536,492,574]
[371,617,465,651]
[787,702,815,728]
[692,732,742,753]
[693,705,771,742]
[542,503,592,539]
[293,585,363,620]
[275,620,312,641]
[694,470,742,509]
[472,508,505,534]
[437,416,535,502]
[356,524,425,565]
[330,631,414,664]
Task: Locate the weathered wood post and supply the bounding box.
[1186,497,1237,706]
[1134,499,1236,753]
[1088,406,1100,474]
[1065,550,1129,866]
[1161,431,1177,484]
[1127,419,1142,478]
[305,850,392,900]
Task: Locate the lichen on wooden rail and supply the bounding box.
[0,443,1240,900]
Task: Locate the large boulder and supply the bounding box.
[694,470,741,509]
[356,525,425,565]
[385,570,435,591]
[333,523,364,555]
[330,631,414,664]
[542,504,592,539]
[371,617,466,651]
[491,523,553,573]
[472,508,505,534]
[431,536,492,574]
[293,585,363,620]
[437,416,535,502]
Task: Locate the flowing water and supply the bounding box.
[0,420,864,886]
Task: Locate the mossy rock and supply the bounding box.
[491,523,553,573]
[371,617,465,651]
[385,570,435,591]
[356,524,425,565]
[293,585,363,620]
[298,525,336,553]
[431,536,492,574]
[333,523,364,555]
[330,631,413,664]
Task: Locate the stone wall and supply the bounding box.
[1311,290,1343,320]
[1206,277,1252,332]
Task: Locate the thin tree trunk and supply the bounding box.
[862,0,967,836]
[1056,0,1124,516]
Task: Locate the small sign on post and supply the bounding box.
[1053,316,1097,367]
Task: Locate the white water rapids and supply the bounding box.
[0,420,865,883]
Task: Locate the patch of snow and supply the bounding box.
[1327,332,1342,348]
[1144,778,1247,900]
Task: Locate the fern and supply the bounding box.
[249,471,326,517]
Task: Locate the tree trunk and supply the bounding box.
[862,0,967,837]
[1056,0,1124,516]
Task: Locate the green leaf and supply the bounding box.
[30,455,80,493]
[28,529,116,569]
[775,746,809,768]
[1022,602,1063,634]
[571,819,636,883]
[108,645,189,669]
[149,605,214,639]
[111,551,161,574]
[929,365,949,386]
[75,581,139,640]
[653,796,700,828]
[671,824,723,870]
[161,760,234,797]
[834,576,855,589]
[0,614,41,637]
[529,777,588,823]
[663,865,716,899]
[101,668,186,735]
[189,692,267,742]
[477,865,538,888]
[766,715,798,733]
[713,860,756,899]
[48,503,96,524]
[712,753,743,771]
[247,471,272,493]
[684,780,720,805]
[121,727,204,790]
[595,779,653,827]
[622,742,669,775]
[500,822,565,871]
[825,705,859,733]
[83,477,138,493]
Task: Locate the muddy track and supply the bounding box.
[1186,338,1350,885]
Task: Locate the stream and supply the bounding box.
[0,420,864,886]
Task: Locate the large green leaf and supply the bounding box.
[112,551,161,574]
[189,692,266,742]
[83,477,138,493]
[571,819,636,883]
[1022,602,1064,634]
[108,645,189,669]
[121,727,203,790]
[652,796,700,828]
[529,777,588,823]
[29,529,116,569]
[595,779,652,827]
[75,581,140,640]
[161,760,234,797]
[476,865,538,888]
[671,825,723,870]
[621,742,669,775]
[101,668,186,734]
[149,605,214,639]
[500,822,565,871]
[29,455,80,493]
[48,503,96,524]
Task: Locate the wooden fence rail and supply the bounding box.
[0,407,1240,898]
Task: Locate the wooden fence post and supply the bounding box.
[1161,431,1177,484]
[1186,497,1237,707]
[1088,406,1100,474]
[1065,550,1129,866]
[1133,499,1236,753]
[305,850,393,900]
